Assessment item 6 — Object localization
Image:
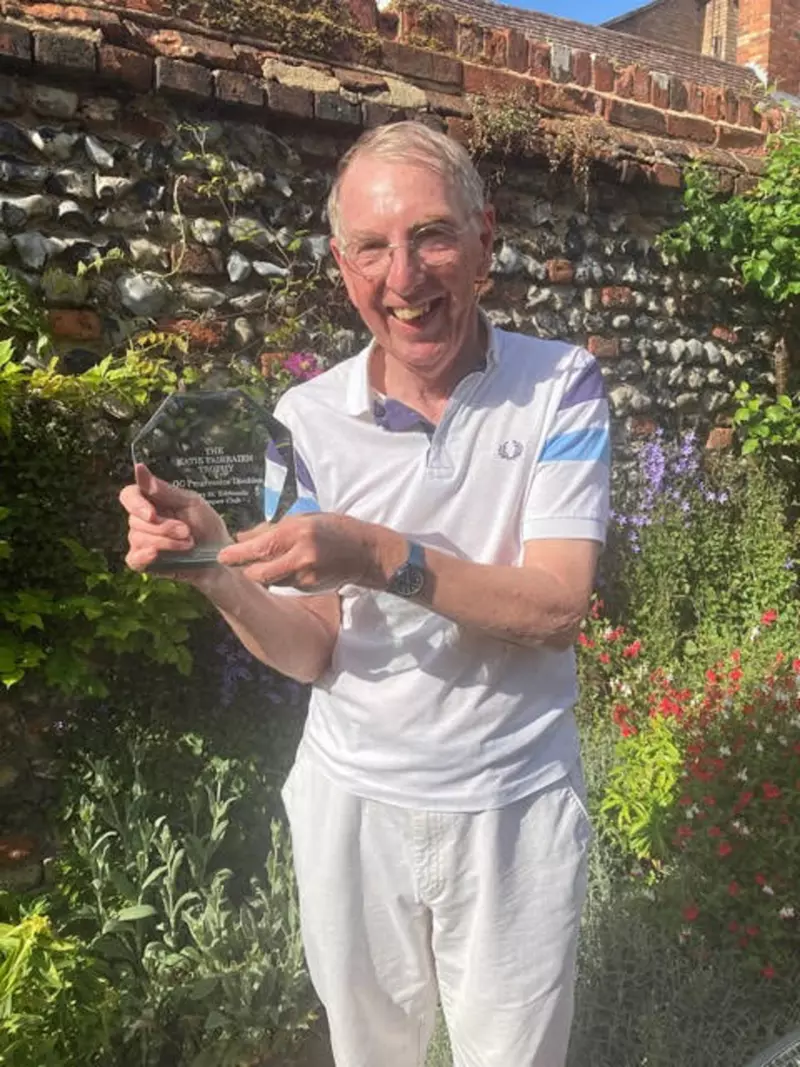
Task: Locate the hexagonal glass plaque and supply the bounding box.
[131,389,297,572]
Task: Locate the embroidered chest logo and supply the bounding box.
[498,440,524,461]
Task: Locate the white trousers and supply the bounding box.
[282,747,591,1067]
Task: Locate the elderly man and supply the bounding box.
[121,121,610,1067]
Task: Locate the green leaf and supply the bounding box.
[114,904,157,923]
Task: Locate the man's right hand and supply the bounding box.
[119,464,231,583]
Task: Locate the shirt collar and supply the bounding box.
[343,308,499,420]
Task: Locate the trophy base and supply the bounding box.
[145,545,223,574]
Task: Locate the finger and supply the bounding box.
[134,463,195,510]
[129,533,194,556]
[217,535,279,566]
[236,522,273,542]
[119,484,157,523]
[125,546,159,571]
[129,514,192,541]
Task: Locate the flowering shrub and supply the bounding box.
[662,651,800,979]
[604,431,796,667]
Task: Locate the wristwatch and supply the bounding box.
[386,540,426,598]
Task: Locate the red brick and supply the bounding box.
[605,99,667,136]
[49,309,102,341]
[614,65,635,98]
[687,83,704,114]
[705,427,734,451]
[738,96,758,128]
[99,44,152,92]
[115,0,170,11]
[651,162,682,188]
[715,124,765,151]
[22,3,120,27]
[382,40,460,86]
[630,416,658,436]
[145,28,236,69]
[215,69,263,108]
[527,40,550,79]
[723,89,738,125]
[266,80,313,119]
[669,77,688,111]
[0,21,31,63]
[593,55,614,93]
[335,67,388,94]
[666,113,716,143]
[588,336,620,359]
[711,325,738,344]
[703,88,724,121]
[456,18,483,61]
[156,56,212,97]
[539,83,599,116]
[344,0,377,32]
[632,66,651,103]
[601,286,634,307]
[547,258,574,284]
[506,29,528,73]
[34,29,95,71]
[484,28,508,67]
[398,2,456,48]
[232,45,264,77]
[651,73,670,110]
[463,62,536,98]
[572,49,591,87]
[162,316,227,349]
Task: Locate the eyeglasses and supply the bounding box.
[340,223,469,280]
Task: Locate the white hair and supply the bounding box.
[327,120,486,239]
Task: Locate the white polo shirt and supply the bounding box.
[265,321,610,812]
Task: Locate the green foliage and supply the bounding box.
[0,266,50,357]
[659,121,800,311]
[600,714,682,867]
[0,899,118,1066]
[56,731,315,1067]
[0,328,204,694]
[734,384,800,459]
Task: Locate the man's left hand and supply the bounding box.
[216,513,402,593]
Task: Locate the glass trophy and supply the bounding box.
[131,389,297,572]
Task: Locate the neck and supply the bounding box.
[373,311,486,422]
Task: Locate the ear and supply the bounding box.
[330,236,361,304]
[477,203,495,278]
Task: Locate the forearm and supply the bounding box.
[369,530,589,649]
[199,567,337,684]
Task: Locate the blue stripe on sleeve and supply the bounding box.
[540,427,610,464]
[558,361,606,411]
[264,487,320,519]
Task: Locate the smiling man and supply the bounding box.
[120,121,610,1067]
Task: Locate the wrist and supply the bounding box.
[361,525,408,590]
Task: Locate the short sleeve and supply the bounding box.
[523,350,610,544]
[264,393,321,520]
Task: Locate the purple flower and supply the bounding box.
[283,352,324,381]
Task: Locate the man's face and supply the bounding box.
[330,154,494,377]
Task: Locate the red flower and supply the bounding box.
[728,881,740,897]
[761,965,776,980]
[718,841,733,857]
[792,658,800,673]
[761,609,778,626]
[598,652,611,665]
[620,724,638,738]
[622,640,642,659]
[705,669,718,684]
[755,873,767,886]
[708,825,723,838]
[702,795,717,807]
[578,633,594,648]
[746,925,760,937]
[728,919,739,931]
[728,668,743,683]
[678,794,692,806]
[677,825,693,839]
[682,904,699,922]
[762,782,781,800]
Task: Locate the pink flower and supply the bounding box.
[682,904,700,922]
[283,352,324,381]
[761,609,778,626]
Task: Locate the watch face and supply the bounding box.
[392,564,425,598]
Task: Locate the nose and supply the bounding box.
[385,241,425,293]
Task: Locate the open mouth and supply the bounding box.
[388,298,443,325]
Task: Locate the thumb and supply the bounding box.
[134,463,192,509]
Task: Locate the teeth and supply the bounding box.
[393,302,431,321]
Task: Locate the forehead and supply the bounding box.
[337,155,463,229]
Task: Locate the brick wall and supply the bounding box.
[737,0,800,93]
[702,0,739,64]
[430,0,758,89]
[603,0,704,56]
